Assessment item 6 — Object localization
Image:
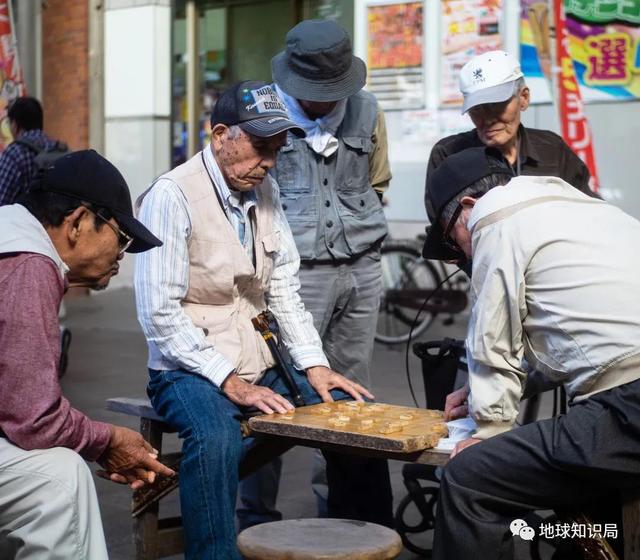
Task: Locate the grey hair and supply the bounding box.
[514,76,527,93]
[440,172,513,227]
[226,124,243,139]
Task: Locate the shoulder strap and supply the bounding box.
[14,137,43,154]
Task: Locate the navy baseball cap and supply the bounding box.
[211,80,305,138]
[423,147,511,260]
[33,150,162,253]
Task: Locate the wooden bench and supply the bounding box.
[106,397,294,560]
[106,397,184,560]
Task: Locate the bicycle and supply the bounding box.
[376,237,469,345]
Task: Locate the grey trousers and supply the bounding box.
[0,439,108,560]
[433,378,640,560]
[237,249,388,526]
[297,248,383,387]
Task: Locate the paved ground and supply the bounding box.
[61,287,554,559]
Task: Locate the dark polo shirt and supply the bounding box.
[425,125,593,213]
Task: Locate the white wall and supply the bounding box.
[104,1,172,287]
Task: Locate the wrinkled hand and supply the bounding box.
[222,372,294,414]
[306,366,374,403]
[444,384,470,421]
[97,425,175,490]
[451,437,482,458]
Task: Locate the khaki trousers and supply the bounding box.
[0,438,108,560]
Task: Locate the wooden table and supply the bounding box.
[248,409,639,560]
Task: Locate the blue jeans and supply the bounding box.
[148,367,393,560]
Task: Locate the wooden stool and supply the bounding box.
[237,518,403,560]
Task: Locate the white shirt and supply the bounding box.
[135,147,329,387]
[466,176,640,439]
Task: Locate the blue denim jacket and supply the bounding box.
[271,90,388,261]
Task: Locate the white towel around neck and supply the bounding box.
[275,84,347,157]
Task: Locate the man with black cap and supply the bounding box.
[264,17,392,521]
[424,147,640,559]
[0,150,174,559]
[135,81,390,560]
[425,50,593,216]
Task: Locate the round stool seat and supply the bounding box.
[237,518,403,560]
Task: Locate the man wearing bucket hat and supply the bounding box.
[424,50,593,220]
[239,18,393,526]
[424,146,640,560]
[0,150,174,559]
[135,80,388,560]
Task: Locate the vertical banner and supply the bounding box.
[366,2,424,110]
[0,1,26,151]
[522,1,640,102]
[440,0,504,106]
[552,0,600,190]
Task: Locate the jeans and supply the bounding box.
[148,366,393,560]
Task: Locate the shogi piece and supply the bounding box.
[237,518,402,559]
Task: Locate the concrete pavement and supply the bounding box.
[61,287,553,559]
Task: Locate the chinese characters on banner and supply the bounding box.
[440,0,504,106]
[366,2,424,110]
[0,1,25,151]
[553,0,601,190]
[521,0,640,102]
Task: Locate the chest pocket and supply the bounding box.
[259,231,280,290]
[275,141,314,195]
[187,236,234,305]
[339,136,373,193]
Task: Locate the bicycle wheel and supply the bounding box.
[376,242,441,345]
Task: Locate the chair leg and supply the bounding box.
[135,503,160,560]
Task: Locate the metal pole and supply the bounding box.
[186,0,200,158]
[14,0,39,96]
[88,0,105,153]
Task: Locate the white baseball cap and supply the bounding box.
[459,50,524,114]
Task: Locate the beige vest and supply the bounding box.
[146,152,277,380]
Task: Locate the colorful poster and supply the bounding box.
[521,0,640,102]
[366,2,424,110]
[0,1,26,151]
[553,0,601,189]
[440,0,504,106]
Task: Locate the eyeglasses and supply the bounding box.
[85,207,133,254]
[442,203,464,255]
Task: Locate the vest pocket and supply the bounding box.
[341,136,373,193]
[275,142,313,194]
[187,238,234,304]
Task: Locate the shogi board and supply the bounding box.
[248,401,448,453]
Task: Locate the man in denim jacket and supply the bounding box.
[237,20,394,525]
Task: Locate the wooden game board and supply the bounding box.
[248,401,448,453]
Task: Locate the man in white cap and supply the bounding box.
[425,50,593,222]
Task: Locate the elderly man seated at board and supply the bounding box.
[134,80,393,560]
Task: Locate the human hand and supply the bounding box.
[451,437,482,458]
[444,384,470,421]
[222,372,294,414]
[97,425,175,490]
[306,366,374,403]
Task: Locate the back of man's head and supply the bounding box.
[423,147,513,260]
[8,96,43,131]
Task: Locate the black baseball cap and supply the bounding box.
[34,150,162,253]
[423,147,511,260]
[211,80,305,138]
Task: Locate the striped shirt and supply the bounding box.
[135,146,329,387]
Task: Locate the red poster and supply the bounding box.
[0,1,26,151]
[553,0,600,191]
